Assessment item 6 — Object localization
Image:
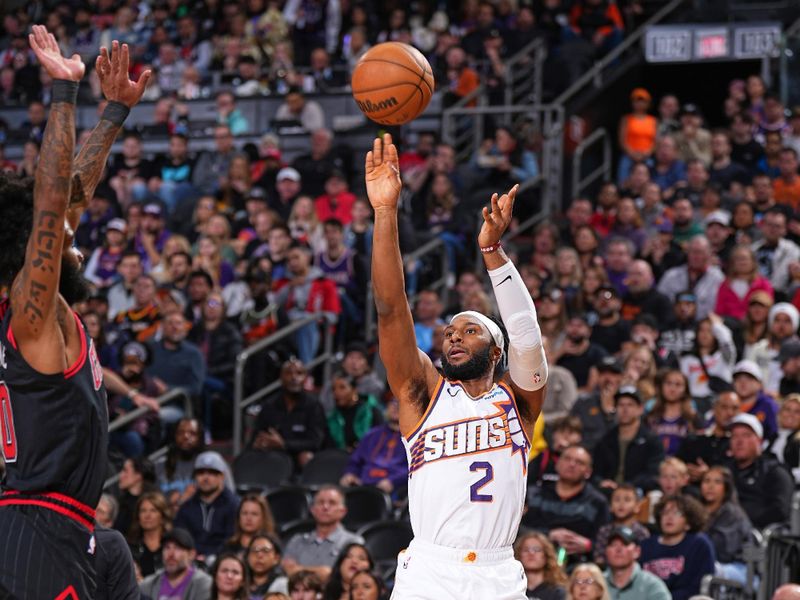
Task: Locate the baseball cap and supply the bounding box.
[704,210,730,227]
[732,359,762,382]
[162,528,195,551]
[106,218,127,233]
[597,356,623,374]
[630,88,651,102]
[248,187,268,201]
[778,340,800,364]
[327,168,346,181]
[681,103,700,116]
[748,290,774,308]
[597,284,619,299]
[194,451,227,474]
[143,202,164,217]
[608,525,638,545]
[729,413,764,439]
[121,341,149,363]
[277,167,301,182]
[676,291,697,303]
[614,385,642,405]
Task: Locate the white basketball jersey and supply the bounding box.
[402,377,531,549]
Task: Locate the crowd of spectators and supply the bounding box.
[2,1,800,599]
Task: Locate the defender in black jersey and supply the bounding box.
[0,27,150,599]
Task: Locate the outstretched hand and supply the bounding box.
[478,184,518,248]
[96,41,151,108]
[365,133,402,211]
[29,24,85,82]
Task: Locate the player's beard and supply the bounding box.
[59,258,90,305]
[441,344,493,382]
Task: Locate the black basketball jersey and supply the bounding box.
[0,301,108,509]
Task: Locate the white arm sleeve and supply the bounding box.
[487,260,547,391]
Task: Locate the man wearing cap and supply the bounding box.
[677,389,740,483]
[593,386,664,493]
[139,527,213,599]
[570,356,623,451]
[617,88,657,184]
[752,208,800,292]
[315,170,356,225]
[271,167,302,222]
[671,197,705,246]
[590,285,631,355]
[135,201,170,269]
[621,260,672,322]
[556,314,609,393]
[727,413,793,529]
[84,217,130,289]
[657,235,724,320]
[192,124,237,195]
[75,184,118,254]
[675,104,711,165]
[174,451,239,559]
[778,340,800,396]
[703,209,735,268]
[745,302,800,397]
[732,359,779,442]
[659,291,699,356]
[604,526,670,600]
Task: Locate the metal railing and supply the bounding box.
[552,0,688,108]
[442,104,564,215]
[442,39,547,163]
[232,312,336,455]
[571,127,612,201]
[108,388,192,433]
[364,236,451,344]
[504,39,547,109]
[103,388,193,489]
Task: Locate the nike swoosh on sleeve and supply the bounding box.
[495,275,512,286]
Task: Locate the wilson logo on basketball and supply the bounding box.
[356,97,399,113]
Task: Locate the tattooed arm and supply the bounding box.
[68,41,151,233]
[10,25,85,373]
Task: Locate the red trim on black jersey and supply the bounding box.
[1,490,96,531]
[54,586,80,600]
[63,312,87,379]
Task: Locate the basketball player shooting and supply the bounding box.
[0,26,150,599]
[366,134,547,599]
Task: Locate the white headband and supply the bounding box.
[450,311,505,355]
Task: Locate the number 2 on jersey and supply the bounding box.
[469,461,493,502]
[0,382,17,463]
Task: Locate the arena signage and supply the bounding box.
[644,23,781,63]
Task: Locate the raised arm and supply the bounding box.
[69,42,150,232]
[9,26,84,370]
[365,134,438,436]
[480,185,546,435]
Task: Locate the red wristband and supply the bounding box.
[480,242,501,254]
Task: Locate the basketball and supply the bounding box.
[351,42,435,126]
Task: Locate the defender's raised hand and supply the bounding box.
[96,41,151,108]
[365,133,402,211]
[29,24,84,82]
[478,184,518,249]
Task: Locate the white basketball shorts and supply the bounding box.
[390,538,527,600]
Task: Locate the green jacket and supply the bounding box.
[327,394,381,450]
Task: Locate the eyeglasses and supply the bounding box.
[520,545,544,554]
[250,545,275,554]
[575,578,596,586]
[207,299,222,308]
